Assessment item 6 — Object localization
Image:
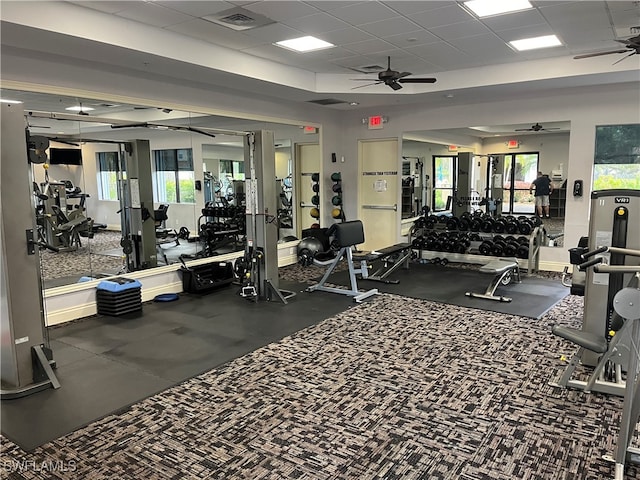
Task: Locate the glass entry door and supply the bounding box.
[501,152,538,214]
[433,155,456,212]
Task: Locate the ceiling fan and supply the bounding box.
[515,123,560,132]
[351,57,436,91]
[573,35,640,65]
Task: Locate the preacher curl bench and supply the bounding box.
[305,220,379,303]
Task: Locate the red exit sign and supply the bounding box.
[368,115,384,130]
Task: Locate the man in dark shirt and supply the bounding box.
[529,171,553,218]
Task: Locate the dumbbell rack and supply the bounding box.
[409,224,543,275]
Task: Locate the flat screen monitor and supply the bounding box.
[49,148,83,165]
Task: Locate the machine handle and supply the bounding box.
[362,204,397,211]
[582,246,608,259]
[578,257,603,271]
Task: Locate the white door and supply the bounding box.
[358,139,399,251]
[295,143,320,238]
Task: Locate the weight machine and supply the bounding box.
[237,130,295,304]
[1,103,60,399]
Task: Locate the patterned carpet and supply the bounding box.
[1,268,638,479]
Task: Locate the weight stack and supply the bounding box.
[96,277,143,316]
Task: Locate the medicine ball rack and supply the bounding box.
[409,212,544,274]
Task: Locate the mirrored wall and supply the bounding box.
[402,121,571,247]
[2,89,319,288]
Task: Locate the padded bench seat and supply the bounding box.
[353,243,412,284]
[465,257,520,303]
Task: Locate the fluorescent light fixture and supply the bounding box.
[1,98,23,103]
[510,34,562,51]
[65,105,95,112]
[275,36,334,52]
[464,0,532,17]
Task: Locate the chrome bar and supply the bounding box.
[362,204,397,211]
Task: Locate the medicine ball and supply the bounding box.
[332,195,342,206]
[311,173,320,182]
[311,195,320,205]
[332,208,342,219]
[310,207,320,219]
[297,237,324,266]
[331,172,341,182]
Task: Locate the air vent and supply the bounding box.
[349,64,384,74]
[203,7,275,31]
[307,99,348,106]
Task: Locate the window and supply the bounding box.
[593,124,640,190]
[432,155,456,211]
[153,149,195,203]
[501,152,539,214]
[96,151,119,201]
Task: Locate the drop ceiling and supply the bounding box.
[1,0,638,113]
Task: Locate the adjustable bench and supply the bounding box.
[465,257,520,303]
[352,243,412,284]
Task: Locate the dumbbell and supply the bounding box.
[491,238,507,256]
[493,217,507,233]
[446,217,459,231]
[504,216,519,234]
[481,217,494,233]
[517,216,535,235]
[479,239,494,256]
[457,216,470,231]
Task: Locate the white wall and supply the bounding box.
[337,82,639,268]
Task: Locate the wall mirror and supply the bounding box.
[402,121,571,247]
[2,88,318,290]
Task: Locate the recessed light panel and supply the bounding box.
[510,34,562,51]
[65,105,95,112]
[464,0,532,17]
[0,98,23,103]
[275,36,334,53]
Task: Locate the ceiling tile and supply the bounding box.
[382,1,453,16]
[406,42,471,67]
[166,19,266,49]
[243,23,305,43]
[411,4,475,29]
[320,27,376,45]
[429,20,491,41]
[539,1,610,26]
[342,37,396,54]
[358,16,424,38]
[480,9,549,31]
[558,27,620,49]
[327,1,398,26]
[281,12,350,35]
[156,1,235,17]
[244,1,320,22]
[305,1,363,12]
[447,34,517,58]
[604,1,640,13]
[494,24,555,43]
[384,30,441,48]
[115,3,194,27]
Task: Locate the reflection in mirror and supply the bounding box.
[402,121,571,247]
[4,88,316,287]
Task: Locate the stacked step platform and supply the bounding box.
[96,277,143,316]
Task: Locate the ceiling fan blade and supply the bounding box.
[514,128,532,131]
[612,51,637,65]
[574,49,629,59]
[388,81,403,91]
[351,82,383,90]
[398,77,437,84]
[394,71,412,80]
[351,78,381,81]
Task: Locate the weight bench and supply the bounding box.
[465,257,521,303]
[306,220,378,303]
[352,243,412,284]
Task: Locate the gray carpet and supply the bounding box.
[1,283,638,479]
